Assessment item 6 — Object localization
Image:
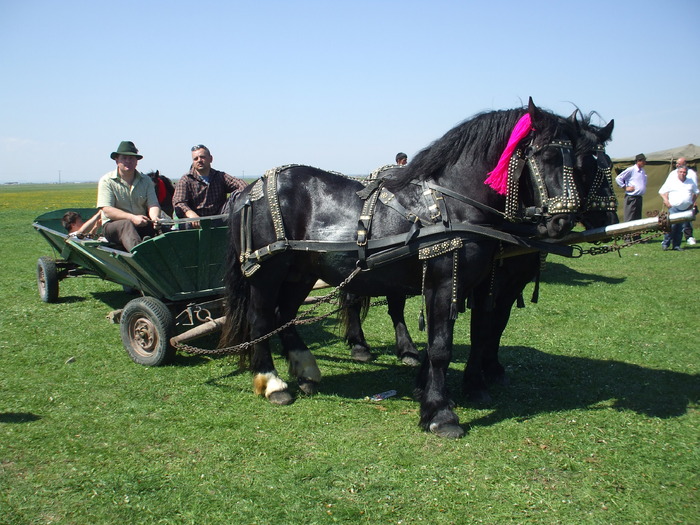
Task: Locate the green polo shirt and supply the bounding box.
[96,169,159,223]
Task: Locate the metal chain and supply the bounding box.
[174,267,366,356]
[575,229,663,257]
[576,212,670,257]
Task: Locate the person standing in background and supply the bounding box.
[615,153,648,222]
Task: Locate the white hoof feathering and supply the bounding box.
[253,372,288,398]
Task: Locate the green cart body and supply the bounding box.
[33,208,230,366]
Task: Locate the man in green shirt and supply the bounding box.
[97,141,161,251]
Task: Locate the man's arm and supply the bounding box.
[173,178,195,217]
[660,192,671,208]
[223,172,247,193]
[101,206,150,225]
[148,206,161,223]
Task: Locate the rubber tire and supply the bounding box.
[120,297,175,366]
[37,256,59,303]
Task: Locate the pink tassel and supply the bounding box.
[484,113,534,195]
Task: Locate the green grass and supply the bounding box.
[1,184,698,524]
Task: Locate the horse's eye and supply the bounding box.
[541,149,559,162]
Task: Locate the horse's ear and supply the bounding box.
[598,119,614,143]
[527,97,544,125]
[567,109,580,132]
[155,170,160,177]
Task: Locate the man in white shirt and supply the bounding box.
[659,165,699,251]
[663,158,698,245]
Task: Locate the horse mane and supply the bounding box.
[383,106,573,192]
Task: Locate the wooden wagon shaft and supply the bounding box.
[170,316,226,345]
[500,210,695,259]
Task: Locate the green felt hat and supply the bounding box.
[110,141,143,160]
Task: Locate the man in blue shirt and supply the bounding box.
[615,153,647,222]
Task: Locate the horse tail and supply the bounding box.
[219,242,251,368]
[338,293,370,338]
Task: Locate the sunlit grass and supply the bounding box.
[0,184,698,524]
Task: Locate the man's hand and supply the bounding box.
[130,214,150,226]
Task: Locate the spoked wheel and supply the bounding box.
[120,297,175,366]
[37,256,59,303]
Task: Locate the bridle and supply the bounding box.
[503,136,579,223]
[581,144,617,213]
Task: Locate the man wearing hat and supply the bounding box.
[615,153,648,222]
[96,141,161,251]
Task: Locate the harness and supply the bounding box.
[238,132,582,279]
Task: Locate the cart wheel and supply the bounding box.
[37,256,59,303]
[120,297,175,366]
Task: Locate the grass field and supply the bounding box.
[1,184,698,524]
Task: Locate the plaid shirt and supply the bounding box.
[173,168,246,217]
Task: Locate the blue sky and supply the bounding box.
[1,0,698,183]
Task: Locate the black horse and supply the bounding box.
[463,114,617,403]
[340,110,617,362]
[222,99,591,438]
[340,112,617,403]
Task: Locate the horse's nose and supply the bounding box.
[547,214,576,238]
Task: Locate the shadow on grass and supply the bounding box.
[540,261,626,286]
[261,338,697,428]
[91,290,133,310]
[463,345,699,428]
[0,412,42,424]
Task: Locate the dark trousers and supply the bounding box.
[682,221,694,240]
[103,220,155,251]
[623,195,643,222]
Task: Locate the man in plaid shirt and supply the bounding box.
[173,144,247,228]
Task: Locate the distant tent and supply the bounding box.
[611,144,699,219]
[612,144,699,179]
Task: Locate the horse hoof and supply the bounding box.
[350,345,374,363]
[486,373,510,386]
[399,353,421,367]
[268,390,294,405]
[429,423,465,439]
[465,389,493,406]
[298,378,318,396]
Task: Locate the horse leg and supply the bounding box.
[277,280,322,395]
[463,281,494,404]
[342,293,374,363]
[482,254,541,383]
[248,285,293,405]
[387,294,420,367]
[464,253,540,402]
[415,256,464,439]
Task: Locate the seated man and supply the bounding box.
[61,210,102,238]
[173,144,246,228]
[97,141,161,251]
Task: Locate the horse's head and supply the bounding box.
[570,114,618,229]
[500,98,582,239]
[383,99,614,239]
